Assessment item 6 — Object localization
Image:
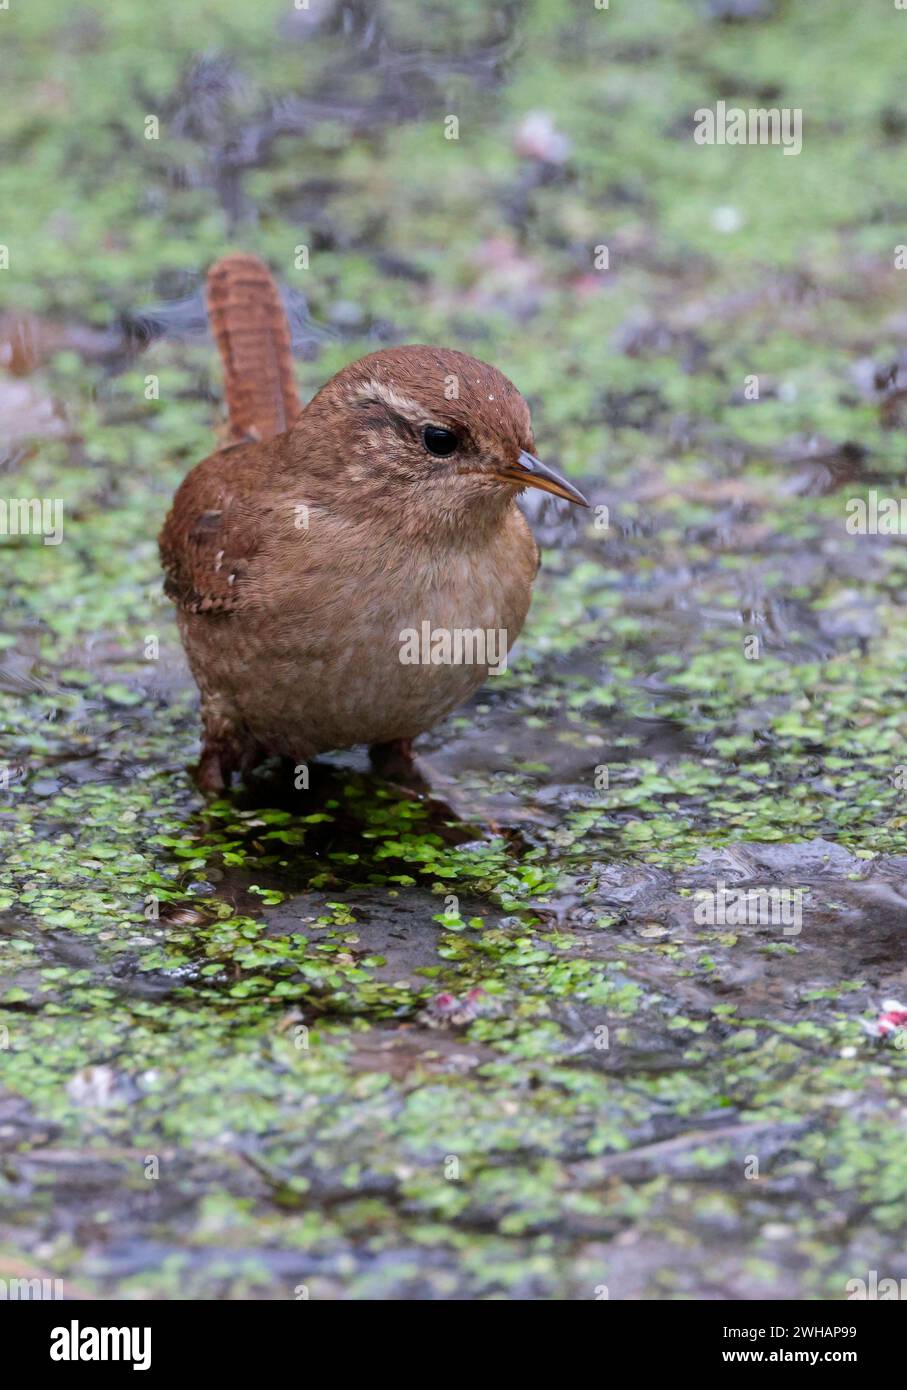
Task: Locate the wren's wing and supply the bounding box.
[159,443,273,616]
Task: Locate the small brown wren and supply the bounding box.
[159,254,588,792]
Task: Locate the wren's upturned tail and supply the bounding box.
[160,253,588,793]
[205,253,301,443]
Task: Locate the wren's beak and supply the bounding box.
[493,451,589,507]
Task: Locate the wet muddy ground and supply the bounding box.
[2,0,906,1298]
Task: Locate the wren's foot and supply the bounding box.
[196,741,232,795]
[369,737,424,784]
[196,697,266,795]
[197,739,268,794]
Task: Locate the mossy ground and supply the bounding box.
[1,0,906,1298]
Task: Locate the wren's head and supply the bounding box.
[299,345,588,525]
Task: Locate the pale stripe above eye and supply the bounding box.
[347,379,426,424]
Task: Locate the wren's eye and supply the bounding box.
[421,425,459,457]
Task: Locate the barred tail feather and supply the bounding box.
[205,253,302,443]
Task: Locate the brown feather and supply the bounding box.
[205,254,301,443]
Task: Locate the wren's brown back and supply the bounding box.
[205,254,302,443]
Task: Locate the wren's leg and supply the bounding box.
[369,737,418,780]
[199,734,269,794]
[197,741,232,795]
[196,698,248,795]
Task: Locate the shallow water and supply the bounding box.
[2,0,907,1299]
